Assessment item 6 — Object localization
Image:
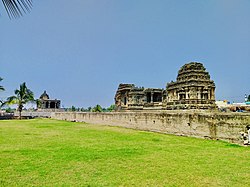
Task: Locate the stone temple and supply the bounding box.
[166,62,216,109]
[115,62,216,111]
[115,84,165,110]
[37,91,61,110]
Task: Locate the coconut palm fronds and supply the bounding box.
[2,0,33,19]
[0,77,4,91]
[6,82,34,119]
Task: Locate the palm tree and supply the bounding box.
[1,0,33,19]
[6,82,34,119]
[0,77,4,106]
[0,77,4,91]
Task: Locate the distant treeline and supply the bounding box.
[64,104,115,112]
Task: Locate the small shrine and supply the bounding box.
[38,91,61,110]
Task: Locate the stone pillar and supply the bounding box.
[184,88,188,100]
[151,92,153,103]
[48,101,51,109]
[198,88,201,99]
[211,88,215,100]
[126,93,130,106]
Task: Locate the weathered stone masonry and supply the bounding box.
[115,84,164,111]
[115,62,216,111]
[49,61,250,145]
[166,62,216,110]
[52,111,250,144]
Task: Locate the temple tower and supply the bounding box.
[166,62,216,110]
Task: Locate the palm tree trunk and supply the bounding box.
[18,103,24,120]
[19,110,22,120]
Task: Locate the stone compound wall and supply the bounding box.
[52,111,250,144]
[14,111,54,118]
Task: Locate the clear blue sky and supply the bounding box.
[1,0,250,108]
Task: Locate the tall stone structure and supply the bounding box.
[115,62,216,111]
[166,62,216,109]
[37,91,61,110]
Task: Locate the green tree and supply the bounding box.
[92,104,102,112]
[71,106,76,112]
[107,104,115,112]
[1,0,33,19]
[36,99,42,109]
[6,82,34,119]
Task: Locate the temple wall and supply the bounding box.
[51,111,250,144]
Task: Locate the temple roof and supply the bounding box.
[178,62,206,73]
[40,91,49,100]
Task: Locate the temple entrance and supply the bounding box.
[153,93,162,102]
[147,93,151,103]
[124,97,127,105]
[50,102,55,108]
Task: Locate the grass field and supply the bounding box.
[0,119,249,186]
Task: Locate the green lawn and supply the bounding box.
[0,119,249,186]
